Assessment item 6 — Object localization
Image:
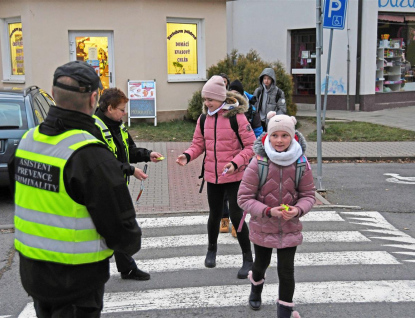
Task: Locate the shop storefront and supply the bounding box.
[227,0,415,111]
[0,0,227,121]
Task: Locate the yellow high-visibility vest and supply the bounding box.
[14,127,113,265]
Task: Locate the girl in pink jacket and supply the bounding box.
[176,75,256,279]
[237,112,315,317]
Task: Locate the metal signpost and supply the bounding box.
[322,0,348,129]
[315,0,348,191]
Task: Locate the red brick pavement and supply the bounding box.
[134,142,209,215]
[133,142,324,215]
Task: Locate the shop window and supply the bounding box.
[166,18,206,82]
[291,29,316,103]
[377,13,415,93]
[1,17,25,83]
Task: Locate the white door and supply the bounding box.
[68,31,115,90]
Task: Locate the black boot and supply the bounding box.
[248,271,264,310]
[204,243,217,268]
[277,300,301,318]
[237,251,253,279]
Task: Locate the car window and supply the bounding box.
[34,94,50,117]
[0,101,26,128]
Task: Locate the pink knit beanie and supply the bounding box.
[267,111,297,139]
[202,75,227,101]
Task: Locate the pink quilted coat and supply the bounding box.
[237,133,316,249]
[184,91,256,184]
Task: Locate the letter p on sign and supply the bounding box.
[323,0,348,30]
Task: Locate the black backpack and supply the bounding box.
[198,113,243,192]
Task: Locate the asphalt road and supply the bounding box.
[1,163,415,317]
[314,162,415,213]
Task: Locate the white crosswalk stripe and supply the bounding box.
[109,251,400,275]
[15,210,415,317]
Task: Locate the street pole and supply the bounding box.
[316,0,324,191]
[322,28,333,131]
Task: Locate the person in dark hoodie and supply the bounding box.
[253,68,287,130]
[10,61,142,317]
[94,87,164,281]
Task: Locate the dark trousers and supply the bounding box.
[114,252,137,273]
[33,285,104,318]
[252,244,297,303]
[221,194,230,219]
[206,181,251,253]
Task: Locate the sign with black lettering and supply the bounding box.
[127,80,157,126]
[15,157,60,192]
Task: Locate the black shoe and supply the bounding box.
[249,282,264,310]
[237,252,253,279]
[121,268,150,281]
[205,243,217,268]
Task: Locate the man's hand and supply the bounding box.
[133,167,148,181]
[150,152,164,163]
[176,154,187,166]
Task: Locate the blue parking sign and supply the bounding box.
[323,0,348,30]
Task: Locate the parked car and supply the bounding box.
[0,86,55,187]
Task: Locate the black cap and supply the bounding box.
[229,79,244,96]
[53,61,103,93]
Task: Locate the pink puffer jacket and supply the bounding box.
[237,133,315,249]
[184,91,256,184]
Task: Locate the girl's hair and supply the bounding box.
[219,73,230,90]
[98,88,129,112]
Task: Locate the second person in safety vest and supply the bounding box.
[94,87,163,281]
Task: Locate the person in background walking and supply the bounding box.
[176,75,256,278]
[229,79,263,138]
[94,87,163,281]
[238,112,315,317]
[11,61,142,317]
[253,67,287,130]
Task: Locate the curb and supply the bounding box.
[0,224,14,230]
[315,191,330,205]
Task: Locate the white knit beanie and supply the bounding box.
[202,75,227,101]
[267,111,297,139]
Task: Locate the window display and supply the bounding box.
[75,36,109,90]
[8,22,24,76]
[377,14,415,92]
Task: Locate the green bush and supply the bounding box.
[187,89,203,121]
[187,49,297,121]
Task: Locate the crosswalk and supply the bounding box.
[16,210,415,317]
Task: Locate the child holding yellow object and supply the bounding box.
[237,112,315,317]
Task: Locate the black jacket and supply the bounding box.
[95,108,151,178]
[10,106,142,303]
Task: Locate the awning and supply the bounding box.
[405,15,415,22]
[378,14,404,22]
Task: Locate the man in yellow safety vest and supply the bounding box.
[10,61,142,317]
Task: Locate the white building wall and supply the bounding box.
[227,0,361,97]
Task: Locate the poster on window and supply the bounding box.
[8,22,24,75]
[166,23,198,75]
[127,80,157,126]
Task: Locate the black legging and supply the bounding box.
[252,244,297,303]
[206,181,251,253]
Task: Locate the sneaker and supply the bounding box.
[231,224,237,238]
[219,218,230,233]
[121,268,150,281]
